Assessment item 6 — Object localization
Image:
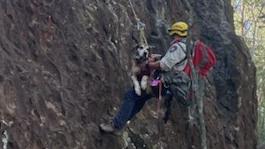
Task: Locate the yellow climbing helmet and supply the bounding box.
[168,21,189,37]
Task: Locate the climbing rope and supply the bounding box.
[128,0,149,47]
[157,79,163,148]
[129,0,163,121]
[157,80,163,118]
[128,0,164,123]
[181,0,208,148]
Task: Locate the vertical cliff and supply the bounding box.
[0,0,257,149]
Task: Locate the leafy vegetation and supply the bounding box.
[232,0,265,144]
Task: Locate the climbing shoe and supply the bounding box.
[99,122,118,133]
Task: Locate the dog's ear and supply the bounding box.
[131,44,140,51]
[129,44,138,57]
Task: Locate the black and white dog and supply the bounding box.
[131,45,151,96]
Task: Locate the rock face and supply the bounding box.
[0,0,257,149]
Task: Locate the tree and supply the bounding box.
[232,0,265,144]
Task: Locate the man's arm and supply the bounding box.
[150,54,162,60]
[148,60,161,70]
[147,42,186,71]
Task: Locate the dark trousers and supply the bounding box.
[112,88,173,129]
[112,89,153,129]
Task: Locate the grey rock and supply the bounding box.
[0,0,257,149]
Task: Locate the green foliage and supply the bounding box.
[232,0,265,145]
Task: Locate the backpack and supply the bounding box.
[163,40,216,107]
[183,40,217,77]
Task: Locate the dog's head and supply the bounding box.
[133,45,150,63]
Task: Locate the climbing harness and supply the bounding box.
[128,0,149,47]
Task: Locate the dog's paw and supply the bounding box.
[134,85,141,96]
[141,76,148,90]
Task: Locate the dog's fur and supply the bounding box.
[131,46,152,96]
